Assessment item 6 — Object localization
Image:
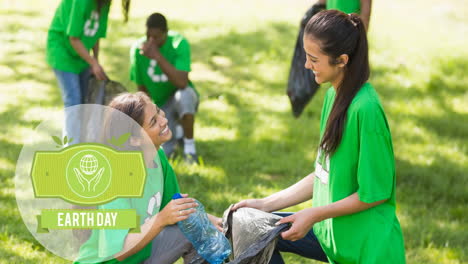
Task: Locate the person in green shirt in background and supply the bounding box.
[46,0,130,143]
[286,0,371,118]
[317,0,372,31]
[75,92,222,264]
[233,10,405,264]
[130,13,199,163]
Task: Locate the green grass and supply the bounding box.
[0,0,467,263]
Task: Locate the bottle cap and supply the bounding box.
[172,193,183,199]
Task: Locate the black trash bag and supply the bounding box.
[85,76,127,105]
[287,3,326,118]
[80,77,128,142]
[222,205,290,264]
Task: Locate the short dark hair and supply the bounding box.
[146,13,168,32]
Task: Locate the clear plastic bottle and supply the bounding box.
[172,193,231,264]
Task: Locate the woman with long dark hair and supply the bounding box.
[75,92,222,263]
[75,92,193,263]
[233,10,405,264]
[46,0,130,143]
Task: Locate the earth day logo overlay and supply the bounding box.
[15,104,158,262]
[31,142,146,205]
[71,152,109,195]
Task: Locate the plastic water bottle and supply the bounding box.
[172,193,231,264]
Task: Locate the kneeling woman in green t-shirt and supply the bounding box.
[75,92,222,264]
[233,10,406,264]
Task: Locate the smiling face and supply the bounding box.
[303,35,347,88]
[141,103,172,148]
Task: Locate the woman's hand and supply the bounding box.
[91,60,108,81]
[231,198,268,212]
[157,194,198,227]
[69,36,107,80]
[208,214,223,232]
[276,208,322,241]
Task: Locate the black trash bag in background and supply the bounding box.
[80,77,128,142]
[222,205,290,264]
[287,3,326,118]
[86,76,127,105]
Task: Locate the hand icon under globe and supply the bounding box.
[73,154,105,192]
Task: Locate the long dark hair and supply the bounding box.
[101,92,151,151]
[305,10,369,154]
[96,0,131,22]
[108,92,150,126]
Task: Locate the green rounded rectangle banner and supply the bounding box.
[30,144,147,206]
[37,209,141,233]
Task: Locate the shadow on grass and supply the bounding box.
[371,56,468,262]
[0,247,68,264]
[372,57,468,144]
[396,157,467,262]
[0,247,37,264]
[415,57,468,143]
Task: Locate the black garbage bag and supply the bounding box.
[85,76,127,105]
[80,77,128,142]
[222,205,290,264]
[287,3,326,118]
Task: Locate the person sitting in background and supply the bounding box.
[130,13,199,164]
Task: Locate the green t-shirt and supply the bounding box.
[75,148,180,264]
[326,0,361,14]
[46,0,110,73]
[129,31,197,107]
[313,83,406,264]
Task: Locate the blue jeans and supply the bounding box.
[269,213,329,264]
[53,68,91,143]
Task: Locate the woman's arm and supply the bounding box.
[69,37,107,80]
[115,196,197,261]
[277,192,386,241]
[232,172,315,212]
[92,40,99,60]
[207,214,223,232]
[314,192,385,221]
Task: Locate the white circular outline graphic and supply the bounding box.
[14,104,159,261]
[65,149,112,199]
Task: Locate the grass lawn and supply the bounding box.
[0,0,467,263]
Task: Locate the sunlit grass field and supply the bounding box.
[0,0,467,263]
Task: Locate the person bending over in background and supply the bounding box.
[47,0,130,142]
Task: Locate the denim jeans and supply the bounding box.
[53,68,91,143]
[269,212,329,264]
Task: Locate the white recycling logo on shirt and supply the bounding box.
[145,192,162,223]
[314,148,330,185]
[147,59,168,82]
[84,11,99,37]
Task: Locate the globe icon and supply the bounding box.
[80,154,98,175]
